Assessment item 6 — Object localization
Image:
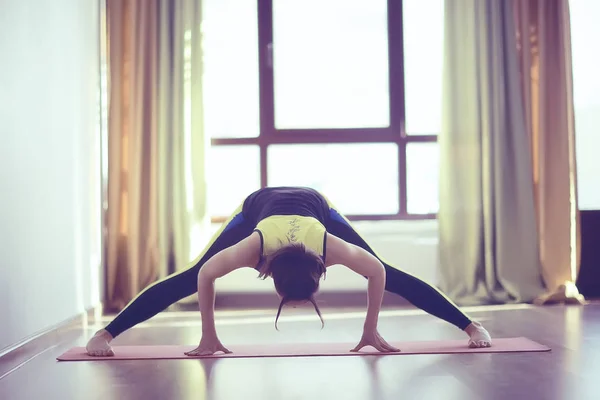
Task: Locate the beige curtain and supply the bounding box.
[513,0,583,304]
[437,0,583,305]
[104,0,208,311]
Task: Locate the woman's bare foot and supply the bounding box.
[464,321,492,348]
[86,329,115,356]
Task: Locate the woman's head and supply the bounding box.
[257,243,326,330]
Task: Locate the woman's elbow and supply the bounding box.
[197,265,217,285]
[364,259,385,279]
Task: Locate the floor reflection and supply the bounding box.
[2,303,600,400]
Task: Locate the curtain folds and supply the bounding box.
[437,0,583,306]
[104,0,207,311]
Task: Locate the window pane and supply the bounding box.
[406,142,439,214]
[207,146,261,216]
[403,0,444,135]
[202,0,259,138]
[267,143,398,214]
[272,0,390,129]
[571,0,600,210]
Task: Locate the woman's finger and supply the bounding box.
[375,333,400,352]
[372,341,389,353]
[383,342,401,352]
[184,348,200,356]
[350,340,366,352]
[219,345,233,354]
[379,339,400,352]
[368,337,399,353]
[185,348,215,356]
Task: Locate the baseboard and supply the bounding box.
[0,306,100,380]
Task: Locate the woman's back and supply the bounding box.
[242,186,330,225]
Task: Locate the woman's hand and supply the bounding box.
[351,326,400,353]
[185,334,232,357]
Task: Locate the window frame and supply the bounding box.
[210,0,438,223]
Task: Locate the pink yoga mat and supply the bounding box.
[56,337,549,361]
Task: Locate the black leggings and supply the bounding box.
[104,205,472,338]
[326,208,472,330]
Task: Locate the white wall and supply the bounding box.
[213,220,440,294]
[0,0,102,352]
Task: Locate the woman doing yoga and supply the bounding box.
[86,186,492,356]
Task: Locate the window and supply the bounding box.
[406,142,439,214]
[207,145,261,216]
[268,143,399,215]
[204,0,444,221]
[570,0,600,210]
[271,0,390,129]
[202,0,260,139]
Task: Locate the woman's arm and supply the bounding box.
[185,232,261,356]
[325,233,385,328]
[325,233,399,352]
[197,232,261,336]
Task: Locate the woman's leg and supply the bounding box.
[87,203,255,355]
[325,207,473,330]
[322,201,491,347]
[105,204,254,337]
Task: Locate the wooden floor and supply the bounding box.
[1,302,599,400]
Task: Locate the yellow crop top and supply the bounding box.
[254,215,327,259]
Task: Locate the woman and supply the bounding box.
[86,186,491,357]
